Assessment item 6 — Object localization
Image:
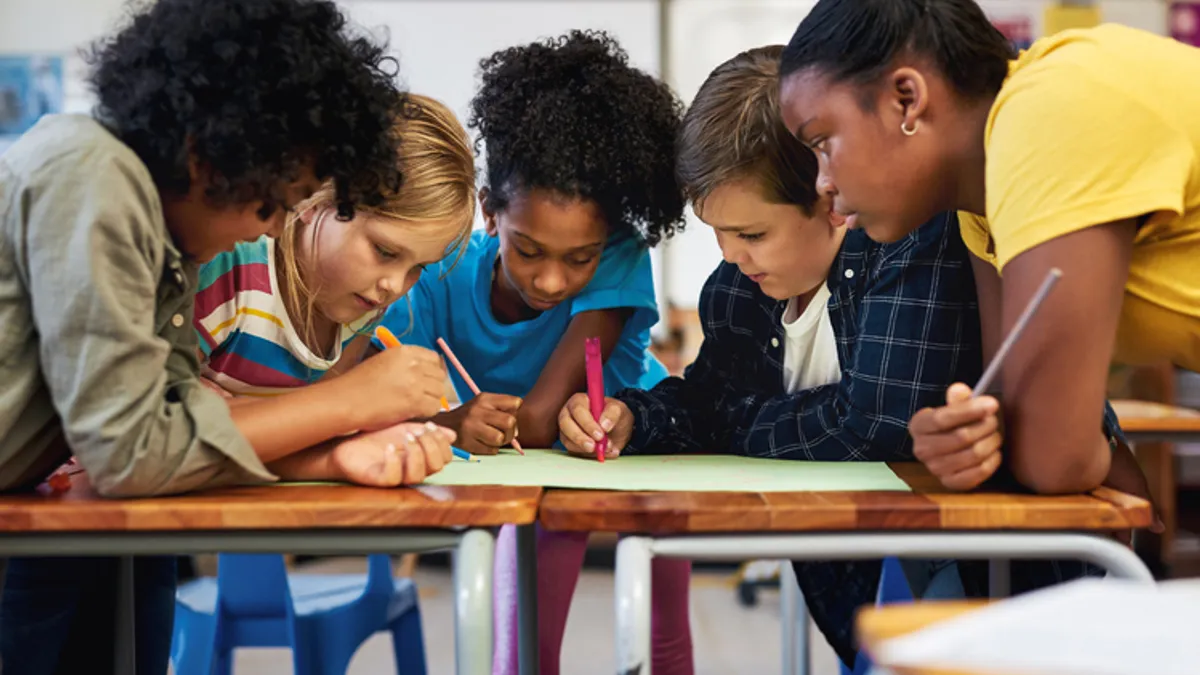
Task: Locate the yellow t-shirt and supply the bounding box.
[959,24,1200,371]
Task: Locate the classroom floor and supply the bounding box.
[202,556,842,675]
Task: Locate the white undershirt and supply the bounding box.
[780,283,842,393]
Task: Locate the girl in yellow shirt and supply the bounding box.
[777,0,1193,502]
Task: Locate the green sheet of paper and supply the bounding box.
[416,449,909,492]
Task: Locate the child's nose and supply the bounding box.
[534,266,567,297]
[816,172,838,198]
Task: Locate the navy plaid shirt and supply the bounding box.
[615,213,1125,666]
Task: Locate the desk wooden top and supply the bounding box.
[537,463,1152,534]
[1111,399,1200,435]
[857,601,997,675]
[0,477,542,532]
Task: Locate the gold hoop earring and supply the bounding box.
[901,120,920,136]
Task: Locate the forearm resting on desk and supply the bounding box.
[230,380,363,464]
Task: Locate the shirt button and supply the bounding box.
[771,337,780,348]
[173,270,184,285]
[171,314,185,328]
[844,269,855,279]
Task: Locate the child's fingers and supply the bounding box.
[945,382,973,404]
[912,397,997,436]
[381,442,404,486]
[475,409,517,446]
[914,413,999,463]
[923,431,1002,478]
[479,393,523,414]
[416,427,449,474]
[940,447,1003,491]
[425,422,457,445]
[599,399,625,433]
[566,393,606,442]
[557,403,596,456]
[401,432,429,485]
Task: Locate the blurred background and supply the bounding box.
[3,1,1199,673]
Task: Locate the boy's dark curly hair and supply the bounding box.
[468,30,685,247]
[87,0,406,218]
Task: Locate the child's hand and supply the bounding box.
[558,393,632,460]
[909,383,1003,491]
[437,393,522,455]
[344,344,449,428]
[330,421,457,487]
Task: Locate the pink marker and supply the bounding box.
[584,336,607,462]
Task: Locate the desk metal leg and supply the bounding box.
[610,532,1153,675]
[780,562,810,675]
[454,529,495,675]
[989,559,1011,598]
[516,523,540,675]
[615,536,653,675]
[115,556,136,675]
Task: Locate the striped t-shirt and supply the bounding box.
[194,237,372,396]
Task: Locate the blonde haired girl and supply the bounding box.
[193,94,474,485]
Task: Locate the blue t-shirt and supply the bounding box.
[376,230,667,402]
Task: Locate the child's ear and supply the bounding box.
[480,188,499,237]
[297,204,322,227]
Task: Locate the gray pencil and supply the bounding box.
[972,268,1063,397]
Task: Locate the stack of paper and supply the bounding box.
[877,578,1200,675]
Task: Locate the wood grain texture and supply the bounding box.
[0,477,541,531]
[537,462,1152,534]
[857,601,999,675]
[1111,399,1200,434]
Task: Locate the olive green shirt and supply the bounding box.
[0,114,276,496]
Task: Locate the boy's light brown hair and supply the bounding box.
[676,45,820,214]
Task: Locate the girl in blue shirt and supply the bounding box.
[371,30,692,675]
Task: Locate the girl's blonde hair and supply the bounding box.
[279,94,476,353]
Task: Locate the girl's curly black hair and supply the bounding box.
[468,30,685,247]
[87,0,406,219]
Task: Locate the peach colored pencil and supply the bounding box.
[436,337,524,455]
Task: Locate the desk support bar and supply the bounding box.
[615,532,1153,675]
[0,529,464,556]
[455,528,495,675]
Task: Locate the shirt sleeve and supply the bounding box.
[615,266,741,454]
[984,64,1194,271]
[23,154,275,497]
[570,234,659,335]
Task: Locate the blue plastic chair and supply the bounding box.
[841,556,914,675]
[171,553,426,675]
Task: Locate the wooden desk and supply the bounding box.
[1111,399,1200,443]
[539,463,1153,675]
[0,477,542,675]
[539,463,1151,534]
[1111,399,1200,573]
[857,601,993,675]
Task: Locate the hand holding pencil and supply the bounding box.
[435,337,525,456]
[908,269,1061,492]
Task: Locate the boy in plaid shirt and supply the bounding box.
[558,46,1126,667]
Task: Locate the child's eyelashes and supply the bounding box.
[515,248,540,260]
[738,232,765,242]
[374,243,398,260]
[567,256,597,267]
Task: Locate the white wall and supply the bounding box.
[0,0,1172,317]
